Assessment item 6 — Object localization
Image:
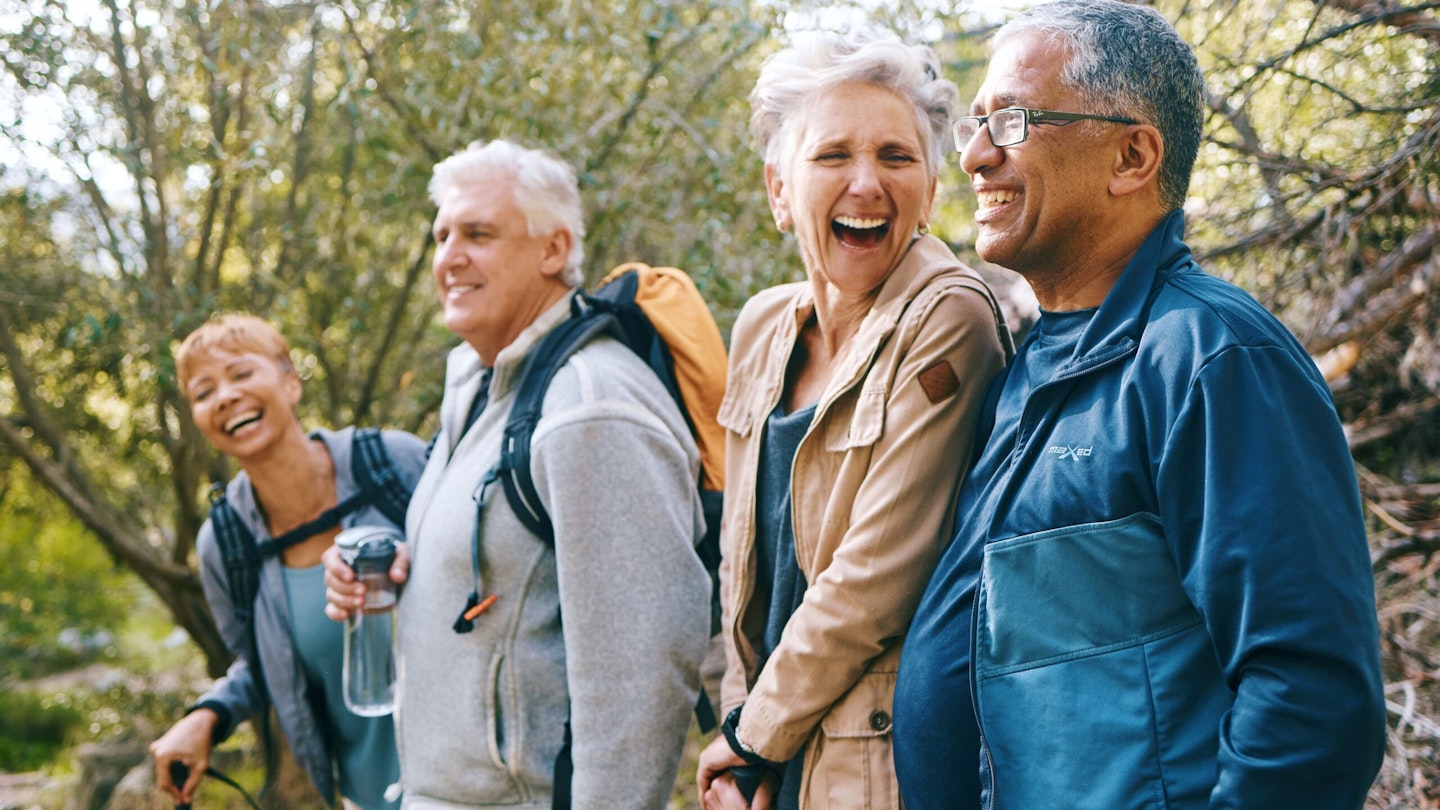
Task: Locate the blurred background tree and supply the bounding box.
[1,0,781,678]
[2,0,1437,806]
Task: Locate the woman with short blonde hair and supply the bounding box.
[151,313,427,810]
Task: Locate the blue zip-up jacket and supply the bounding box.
[895,211,1385,809]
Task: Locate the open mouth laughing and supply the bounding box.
[833,215,890,248]
[224,410,262,435]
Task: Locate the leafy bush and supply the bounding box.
[0,690,83,771]
[0,477,134,681]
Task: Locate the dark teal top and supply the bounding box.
[283,564,400,810]
[752,401,816,810]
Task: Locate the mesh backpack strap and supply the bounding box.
[209,484,264,633]
[205,485,280,795]
[350,427,412,527]
[498,307,620,545]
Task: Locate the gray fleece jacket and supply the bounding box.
[396,294,711,810]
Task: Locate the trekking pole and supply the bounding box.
[168,761,193,810]
[168,760,265,810]
[732,763,766,805]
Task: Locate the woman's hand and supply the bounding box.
[149,708,218,805]
[323,541,409,621]
[697,734,778,809]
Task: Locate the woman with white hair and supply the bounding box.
[695,27,1012,810]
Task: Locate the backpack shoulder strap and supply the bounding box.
[498,305,620,545]
[204,484,279,788]
[350,427,412,528]
[208,484,264,631]
[210,429,411,585]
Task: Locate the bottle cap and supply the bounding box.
[336,525,400,571]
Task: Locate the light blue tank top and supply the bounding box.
[283,564,400,810]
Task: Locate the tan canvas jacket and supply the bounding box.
[718,235,1011,808]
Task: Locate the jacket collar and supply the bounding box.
[440,291,578,439]
[1070,208,1194,364]
[782,234,977,404]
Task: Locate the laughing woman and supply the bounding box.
[695,30,1012,810]
[148,314,426,810]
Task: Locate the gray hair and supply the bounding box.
[750,29,959,179]
[428,139,586,286]
[996,0,1205,211]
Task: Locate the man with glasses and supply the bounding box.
[893,2,1386,808]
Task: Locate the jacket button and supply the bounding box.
[869,710,891,732]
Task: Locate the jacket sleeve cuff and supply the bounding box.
[722,706,779,768]
[737,695,809,763]
[186,700,235,745]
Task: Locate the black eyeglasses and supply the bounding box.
[953,107,1140,151]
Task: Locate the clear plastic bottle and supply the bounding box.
[336,526,399,717]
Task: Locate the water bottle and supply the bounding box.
[337,526,399,717]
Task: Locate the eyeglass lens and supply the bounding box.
[954,109,1026,150]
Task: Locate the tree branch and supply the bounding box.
[0,415,190,581]
[1347,394,1440,450]
[1314,231,1438,355]
[0,304,82,487]
[355,232,433,425]
[340,8,444,165]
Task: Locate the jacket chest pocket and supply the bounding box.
[819,381,886,452]
[720,366,887,451]
[976,513,1202,676]
[718,372,774,438]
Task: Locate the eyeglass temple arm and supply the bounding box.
[1027,109,1138,125]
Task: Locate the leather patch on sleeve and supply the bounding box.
[918,360,960,403]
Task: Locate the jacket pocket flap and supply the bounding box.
[818,671,896,738]
[718,374,768,438]
[824,383,886,452]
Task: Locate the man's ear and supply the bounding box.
[538,228,574,279]
[1110,124,1164,199]
[764,163,791,232]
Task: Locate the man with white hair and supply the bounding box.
[325,139,711,809]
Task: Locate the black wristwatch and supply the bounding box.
[721,705,774,767]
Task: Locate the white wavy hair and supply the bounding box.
[749,28,959,179]
[428,139,586,286]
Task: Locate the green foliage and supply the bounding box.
[3,3,1438,802]
[0,689,83,772]
[1,0,800,675]
[0,472,134,682]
